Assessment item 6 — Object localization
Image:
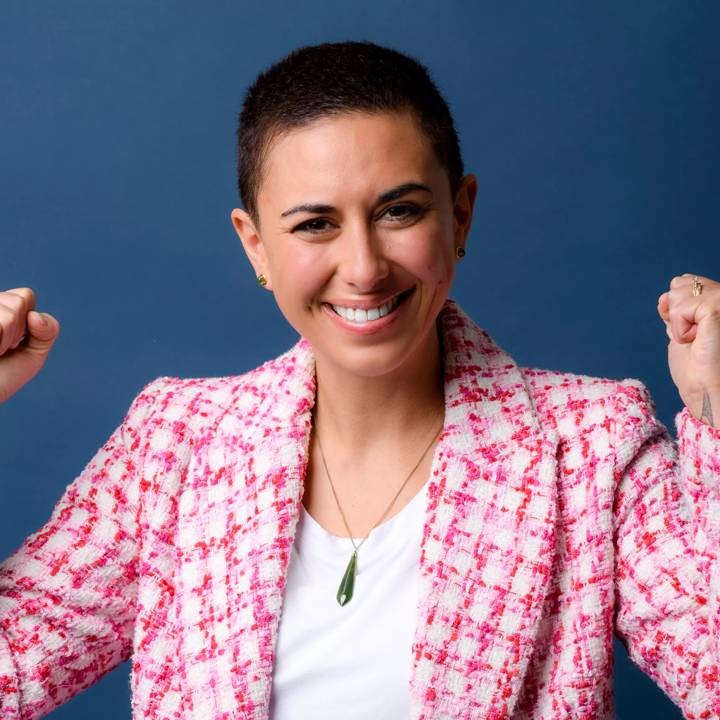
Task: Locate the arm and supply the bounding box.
[613,379,720,716]
[0,377,164,720]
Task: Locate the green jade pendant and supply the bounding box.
[336,550,358,606]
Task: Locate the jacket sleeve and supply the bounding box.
[613,379,720,717]
[0,377,166,720]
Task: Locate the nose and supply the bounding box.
[335,219,391,292]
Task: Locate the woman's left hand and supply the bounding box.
[658,273,720,428]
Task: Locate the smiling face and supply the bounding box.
[231,110,476,380]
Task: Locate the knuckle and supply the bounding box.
[5,294,25,311]
[5,287,35,310]
[670,275,689,288]
[0,304,16,324]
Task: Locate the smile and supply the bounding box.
[331,296,397,323]
[321,288,414,333]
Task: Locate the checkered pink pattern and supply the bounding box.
[1,298,719,719]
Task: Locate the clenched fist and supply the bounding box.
[0,288,60,404]
[657,273,720,428]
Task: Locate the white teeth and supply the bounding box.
[330,294,401,323]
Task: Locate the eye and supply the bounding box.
[291,203,426,235]
[381,203,424,222]
[292,218,335,234]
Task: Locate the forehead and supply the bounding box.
[258,111,441,209]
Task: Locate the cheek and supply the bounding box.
[411,234,454,277]
[272,253,328,307]
[270,243,313,280]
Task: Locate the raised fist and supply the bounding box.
[0,288,60,404]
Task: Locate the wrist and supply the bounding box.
[688,388,720,429]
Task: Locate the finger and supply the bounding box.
[0,303,25,356]
[670,274,718,291]
[23,311,61,351]
[663,315,679,342]
[657,292,670,323]
[669,314,694,344]
[668,298,698,344]
[665,320,698,343]
[0,289,36,356]
[664,273,716,342]
[2,288,36,313]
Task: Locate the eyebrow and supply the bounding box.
[279,182,433,218]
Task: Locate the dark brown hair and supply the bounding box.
[235,41,464,227]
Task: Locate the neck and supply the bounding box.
[311,322,445,459]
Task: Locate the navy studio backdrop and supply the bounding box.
[2,2,719,718]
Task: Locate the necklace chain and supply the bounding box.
[314,413,444,554]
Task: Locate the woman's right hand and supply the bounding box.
[0,288,60,404]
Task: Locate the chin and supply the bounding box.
[323,341,418,379]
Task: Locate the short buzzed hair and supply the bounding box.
[235,41,465,227]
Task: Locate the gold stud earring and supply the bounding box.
[455,246,466,260]
[257,274,268,287]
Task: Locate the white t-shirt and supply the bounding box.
[269,477,430,719]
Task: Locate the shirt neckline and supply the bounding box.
[300,477,430,545]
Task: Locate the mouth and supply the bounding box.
[322,286,415,322]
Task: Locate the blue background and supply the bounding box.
[2,1,719,717]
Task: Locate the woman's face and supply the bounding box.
[231,110,477,379]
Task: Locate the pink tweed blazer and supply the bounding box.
[2,298,720,719]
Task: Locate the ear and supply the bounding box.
[452,173,478,254]
[230,207,272,289]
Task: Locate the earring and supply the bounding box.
[257,274,268,287]
[455,246,466,259]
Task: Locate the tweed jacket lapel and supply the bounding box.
[174,298,560,719]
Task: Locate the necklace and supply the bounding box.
[313,414,444,607]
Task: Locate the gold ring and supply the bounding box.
[692,276,703,297]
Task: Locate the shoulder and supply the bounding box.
[122,341,308,433]
[520,365,658,445]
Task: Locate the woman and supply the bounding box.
[1,40,719,720]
